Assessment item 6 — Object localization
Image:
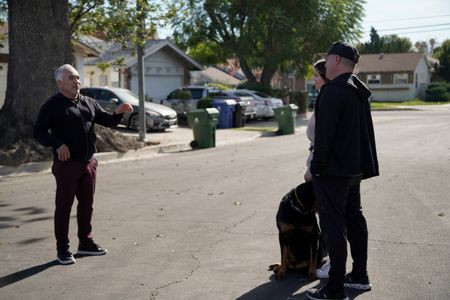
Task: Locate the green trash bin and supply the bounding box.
[187,108,219,149]
[273,104,298,135]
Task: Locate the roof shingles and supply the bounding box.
[355,52,424,73]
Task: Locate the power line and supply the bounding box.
[366,14,450,23]
[366,22,450,32]
[364,27,450,36]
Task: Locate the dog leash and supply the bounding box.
[294,188,307,209]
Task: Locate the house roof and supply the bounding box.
[199,66,243,86]
[355,52,426,73]
[74,40,99,57]
[124,39,202,70]
[80,35,202,71]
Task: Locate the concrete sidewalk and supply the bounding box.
[0,117,309,178]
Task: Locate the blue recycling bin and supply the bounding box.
[212,99,236,129]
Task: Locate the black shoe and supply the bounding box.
[307,285,349,300]
[57,250,76,265]
[344,273,372,290]
[77,241,108,256]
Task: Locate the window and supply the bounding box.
[393,73,408,84]
[97,90,116,102]
[188,88,204,99]
[367,74,381,84]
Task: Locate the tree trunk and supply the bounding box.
[238,56,258,86]
[1,0,72,139]
[0,0,72,164]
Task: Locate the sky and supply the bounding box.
[362,0,450,46]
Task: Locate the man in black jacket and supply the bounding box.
[307,42,379,300]
[34,64,133,265]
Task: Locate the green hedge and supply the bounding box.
[289,91,307,114]
[197,97,213,109]
[425,82,450,102]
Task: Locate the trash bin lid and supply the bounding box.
[205,107,219,115]
[224,99,236,105]
[289,104,299,110]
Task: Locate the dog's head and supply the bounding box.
[293,182,316,212]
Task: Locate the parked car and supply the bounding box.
[163,86,241,117]
[307,89,319,109]
[220,90,257,120]
[229,89,283,119]
[80,87,178,132]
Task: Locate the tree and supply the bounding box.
[170,0,365,89]
[0,0,72,164]
[433,39,450,82]
[359,27,412,54]
[359,27,383,53]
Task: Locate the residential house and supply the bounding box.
[355,52,435,101]
[81,36,203,102]
[124,39,203,102]
[0,25,8,109]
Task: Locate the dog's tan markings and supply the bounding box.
[279,222,295,233]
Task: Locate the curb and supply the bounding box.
[0,142,190,178]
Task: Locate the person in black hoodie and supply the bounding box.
[307,42,379,300]
[34,64,133,265]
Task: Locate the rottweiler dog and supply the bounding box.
[268,181,327,280]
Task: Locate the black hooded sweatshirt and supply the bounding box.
[310,73,379,180]
[34,93,123,162]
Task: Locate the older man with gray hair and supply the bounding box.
[34,64,133,265]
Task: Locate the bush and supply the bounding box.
[171,89,192,100]
[197,97,213,109]
[289,91,307,114]
[425,82,450,102]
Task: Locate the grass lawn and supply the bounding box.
[371,100,450,109]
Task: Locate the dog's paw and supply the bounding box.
[268,263,281,272]
[275,268,287,279]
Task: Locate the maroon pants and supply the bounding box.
[51,159,98,251]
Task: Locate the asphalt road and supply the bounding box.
[1,106,449,299]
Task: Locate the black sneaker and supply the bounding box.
[57,250,76,265]
[344,273,372,291]
[77,241,108,256]
[307,285,349,300]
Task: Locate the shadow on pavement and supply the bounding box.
[236,273,315,300]
[0,260,59,288]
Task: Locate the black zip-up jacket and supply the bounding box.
[310,73,379,179]
[34,93,123,162]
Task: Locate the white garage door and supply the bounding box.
[145,75,183,103]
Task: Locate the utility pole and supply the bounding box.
[137,0,146,141]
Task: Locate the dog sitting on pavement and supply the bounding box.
[268,181,327,280]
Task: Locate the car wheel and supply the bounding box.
[190,140,199,149]
[129,114,140,132]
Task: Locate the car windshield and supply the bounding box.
[254,92,269,98]
[113,89,140,106]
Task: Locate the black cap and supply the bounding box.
[327,41,360,64]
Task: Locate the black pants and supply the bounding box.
[313,175,368,292]
[52,159,97,251]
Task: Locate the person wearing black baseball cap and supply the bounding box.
[307,42,379,300]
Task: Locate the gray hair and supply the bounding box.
[55,64,77,81]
